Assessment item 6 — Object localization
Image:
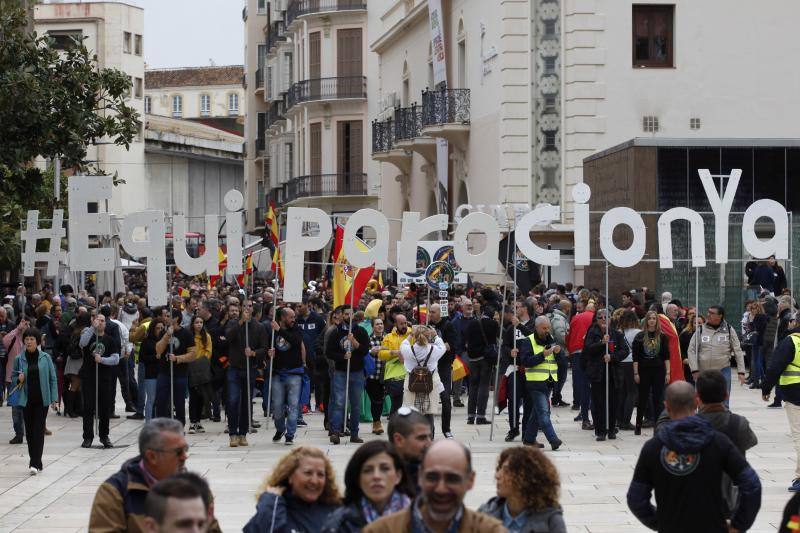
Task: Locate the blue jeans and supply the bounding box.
[136,363,146,415]
[227,367,255,436]
[7,383,24,437]
[143,378,157,422]
[155,374,188,426]
[572,353,592,420]
[751,344,764,383]
[330,370,364,437]
[523,384,559,444]
[271,374,302,438]
[721,366,732,408]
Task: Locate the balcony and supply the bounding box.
[421,88,471,150]
[394,103,436,161]
[286,0,367,28]
[371,117,411,173]
[281,173,368,204]
[255,137,266,154]
[266,97,287,130]
[287,76,366,109]
[255,67,264,94]
[266,20,287,53]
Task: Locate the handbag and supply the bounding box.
[6,383,22,407]
[477,319,499,364]
[363,353,377,377]
[408,346,434,394]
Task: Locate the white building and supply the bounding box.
[34,1,146,217]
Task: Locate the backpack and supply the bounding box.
[68,332,83,360]
[408,346,434,394]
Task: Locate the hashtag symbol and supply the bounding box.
[21,209,65,277]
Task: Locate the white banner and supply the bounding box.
[428,0,449,217]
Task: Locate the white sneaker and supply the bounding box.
[188,424,196,434]
[196,424,205,433]
[29,467,38,476]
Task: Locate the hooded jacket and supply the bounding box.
[686,321,746,375]
[243,490,338,533]
[378,327,411,381]
[478,497,566,533]
[627,415,761,533]
[762,327,800,406]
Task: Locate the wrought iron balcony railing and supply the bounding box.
[395,104,424,141]
[266,96,287,129]
[421,88,471,126]
[287,0,367,27]
[287,76,366,108]
[281,173,368,203]
[255,67,264,89]
[255,137,266,153]
[371,118,395,153]
[267,20,287,52]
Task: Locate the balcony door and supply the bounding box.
[310,122,322,194]
[337,28,362,98]
[309,31,321,99]
[337,120,362,194]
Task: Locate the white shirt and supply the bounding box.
[400,336,446,394]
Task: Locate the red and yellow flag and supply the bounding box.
[236,252,254,287]
[333,225,375,308]
[267,202,284,284]
[208,247,227,287]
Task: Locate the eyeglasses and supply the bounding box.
[397,406,420,416]
[152,445,189,457]
[422,471,464,486]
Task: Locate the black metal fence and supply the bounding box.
[421,88,471,126]
[287,76,367,108]
[255,67,264,89]
[287,0,367,27]
[281,173,367,202]
[395,104,423,140]
[371,118,395,153]
[267,20,287,52]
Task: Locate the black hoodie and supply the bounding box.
[627,415,761,533]
[763,326,800,406]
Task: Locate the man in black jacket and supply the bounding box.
[429,305,459,439]
[465,306,500,424]
[267,307,305,445]
[79,314,121,449]
[501,304,532,442]
[628,381,761,532]
[326,305,370,444]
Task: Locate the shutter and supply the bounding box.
[310,123,322,175]
[337,28,362,97]
[336,121,363,194]
[309,32,321,99]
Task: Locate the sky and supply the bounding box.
[127,0,245,69]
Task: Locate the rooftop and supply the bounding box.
[145,65,244,89]
[584,137,800,163]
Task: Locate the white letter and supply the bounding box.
[343,209,390,269]
[119,211,167,306]
[284,207,332,302]
[572,183,591,266]
[516,204,561,266]
[173,215,219,276]
[600,208,646,268]
[698,169,741,264]
[657,208,706,268]
[397,212,448,273]
[224,190,244,276]
[742,200,789,260]
[68,176,114,271]
[453,204,472,225]
[453,212,500,273]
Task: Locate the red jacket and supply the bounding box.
[567,310,594,353]
[658,314,685,382]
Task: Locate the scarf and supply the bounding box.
[361,490,410,524]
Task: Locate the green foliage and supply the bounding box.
[0,6,139,270]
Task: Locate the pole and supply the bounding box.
[245,295,253,434]
[489,230,514,441]
[265,278,279,431]
[169,303,174,421]
[426,287,431,325]
[343,267,358,441]
[695,266,700,374]
[94,329,99,442]
[53,156,61,296]
[512,245,519,431]
[604,261,610,437]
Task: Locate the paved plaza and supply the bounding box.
[0,380,794,532]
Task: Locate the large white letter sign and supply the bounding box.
[224,190,244,276]
[698,169,741,264]
[572,183,591,266]
[397,212,448,273]
[453,212,500,273]
[172,215,219,276]
[119,211,167,306]
[742,200,789,260]
[284,207,332,302]
[68,175,114,271]
[516,204,561,266]
[343,209,390,269]
[657,208,706,268]
[599,208,646,268]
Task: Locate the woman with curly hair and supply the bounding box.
[321,440,414,532]
[244,446,341,532]
[478,446,566,532]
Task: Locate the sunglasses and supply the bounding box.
[152,445,189,457]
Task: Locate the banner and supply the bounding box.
[499,231,542,296]
[428,0,449,217]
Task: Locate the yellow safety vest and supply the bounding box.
[525,334,558,382]
[779,334,800,386]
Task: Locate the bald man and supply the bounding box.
[364,440,504,532]
[627,382,761,533]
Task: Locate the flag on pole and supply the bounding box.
[266,202,284,284]
[271,246,284,284]
[333,225,375,308]
[236,252,253,287]
[209,247,227,287]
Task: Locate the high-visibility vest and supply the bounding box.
[525,334,558,382]
[779,334,800,386]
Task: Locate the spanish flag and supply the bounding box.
[333,225,375,308]
[208,247,227,287]
[271,246,284,283]
[266,202,284,284]
[236,252,254,287]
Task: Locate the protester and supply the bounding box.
[478,446,567,532]
[154,309,196,426]
[387,408,432,492]
[79,313,121,449]
[567,305,594,425]
[321,441,414,532]
[90,418,221,532]
[617,310,639,431]
[378,313,411,415]
[243,446,341,532]
[627,381,761,532]
[678,308,699,386]
[63,312,91,418]
[4,315,31,444]
[519,316,563,450]
[143,473,212,533]
[365,317,387,435]
[502,303,534,442]
[11,327,58,474]
[451,299,476,407]
[187,316,213,434]
[632,310,671,435]
[363,439,505,532]
[295,298,326,412]
[548,299,571,408]
[465,304,500,424]
[267,306,305,445]
[687,305,747,398]
[428,305,459,439]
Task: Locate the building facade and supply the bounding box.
[34,1,146,216]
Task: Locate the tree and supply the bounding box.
[0,6,139,271]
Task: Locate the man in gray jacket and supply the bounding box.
[548,299,571,407]
[687,305,746,401]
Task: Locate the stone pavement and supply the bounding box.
[0,379,793,532]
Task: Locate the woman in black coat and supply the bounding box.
[632,311,671,435]
[582,309,628,441]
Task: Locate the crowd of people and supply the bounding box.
[2,261,800,531]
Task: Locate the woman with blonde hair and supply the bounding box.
[632,310,672,435]
[244,445,341,532]
[478,446,566,532]
[400,325,445,434]
[679,308,701,385]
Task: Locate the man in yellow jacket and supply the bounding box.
[379,314,411,415]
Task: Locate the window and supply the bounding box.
[134,77,143,98]
[643,115,659,132]
[284,143,293,179]
[228,93,239,116]
[144,96,151,114]
[172,95,183,117]
[543,19,556,37]
[126,76,133,98]
[257,0,266,14]
[690,117,701,130]
[123,31,132,54]
[48,30,82,51]
[543,56,556,75]
[544,94,557,113]
[267,66,273,100]
[633,4,674,68]
[543,130,557,151]
[135,120,143,143]
[200,94,211,116]
[134,34,143,56]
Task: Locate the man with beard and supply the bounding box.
[364,439,504,532]
[502,303,534,442]
[79,313,121,449]
[428,305,459,439]
[267,307,305,445]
